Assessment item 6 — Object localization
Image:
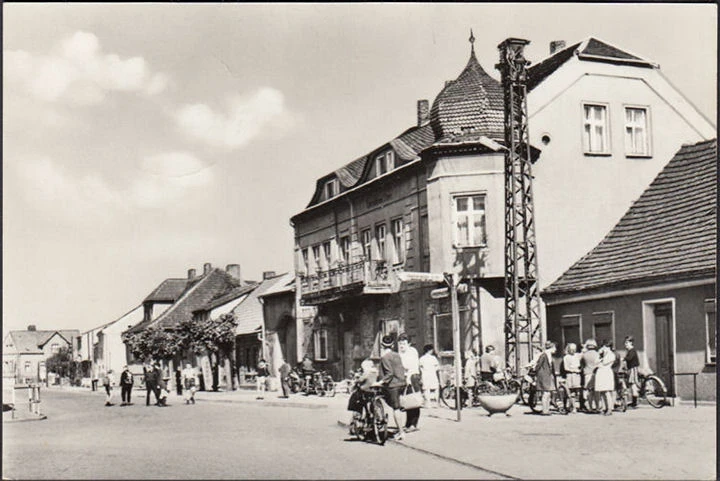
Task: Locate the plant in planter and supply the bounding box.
[475,384,520,416]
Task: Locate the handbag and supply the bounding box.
[399,383,423,410]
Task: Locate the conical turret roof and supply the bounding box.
[429,50,505,141]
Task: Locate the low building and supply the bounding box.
[542,139,717,401]
[3,326,80,384]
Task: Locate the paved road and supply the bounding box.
[3,389,504,479]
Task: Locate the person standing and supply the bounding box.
[120,365,134,406]
[419,344,440,408]
[595,341,617,416]
[278,358,292,399]
[182,364,198,405]
[479,345,501,383]
[175,368,183,396]
[623,336,640,408]
[398,333,421,433]
[580,339,600,412]
[535,341,557,415]
[91,364,99,392]
[562,343,581,413]
[380,335,406,441]
[144,362,160,406]
[256,359,270,400]
[103,369,115,407]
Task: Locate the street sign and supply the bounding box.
[396,272,445,284]
[430,283,468,299]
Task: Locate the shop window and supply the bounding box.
[314,329,329,361]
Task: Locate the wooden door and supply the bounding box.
[653,304,674,395]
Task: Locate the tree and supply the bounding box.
[46,346,75,380]
[178,313,238,391]
[123,326,181,363]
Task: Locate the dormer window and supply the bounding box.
[324,179,338,200]
[375,151,395,177]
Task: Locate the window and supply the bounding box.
[392,218,404,263]
[301,248,309,273]
[314,329,328,361]
[324,179,338,200]
[625,107,650,156]
[312,245,321,271]
[705,299,716,364]
[51,343,60,354]
[454,194,486,247]
[361,229,372,260]
[375,151,395,177]
[340,236,350,263]
[561,315,582,348]
[583,104,609,154]
[592,312,614,345]
[375,224,387,260]
[24,361,31,372]
[322,241,332,268]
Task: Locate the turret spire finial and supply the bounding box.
[469,29,476,55]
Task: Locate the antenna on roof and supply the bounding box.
[469,29,476,56]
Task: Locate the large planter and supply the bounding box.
[476,392,519,416]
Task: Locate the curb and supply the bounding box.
[3,414,47,423]
[335,419,516,479]
[197,398,330,409]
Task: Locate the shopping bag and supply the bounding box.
[399,384,423,410]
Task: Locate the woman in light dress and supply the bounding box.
[419,344,440,408]
[594,340,617,416]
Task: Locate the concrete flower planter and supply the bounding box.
[476,392,518,416]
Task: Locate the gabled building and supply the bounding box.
[290,35,715,379]
[3,326,80,384]
[542,139,717,401]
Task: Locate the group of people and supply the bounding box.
[530,336,640,416]
[348,333,443,441]
[100,362,200,407]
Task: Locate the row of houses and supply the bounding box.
[23,35,714,401]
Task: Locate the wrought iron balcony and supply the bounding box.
[299,259,402,304]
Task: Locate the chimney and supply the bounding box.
[226,264,241,281]
[203,263,212,275]
[549,40,566,55]
[187,268,196,279]
[416,99,429,127]
[444,80,453,88]
[27,325,36,331]
[262,271,277,280]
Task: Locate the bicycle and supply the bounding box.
[348,383,389,445]
[523,371,571,415]
[617,370,668,409]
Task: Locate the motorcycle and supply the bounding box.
[287,367,305,394]
[302,370,336,396]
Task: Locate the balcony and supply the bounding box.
[299,259,403,305]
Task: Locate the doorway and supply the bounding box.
[642,299,675,396]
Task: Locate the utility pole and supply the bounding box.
[445,272,462,422]
[496,38,543,375]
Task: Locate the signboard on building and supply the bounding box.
[396,272,445,284]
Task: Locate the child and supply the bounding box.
[182,364,197,405]
[562,343,582,413]
[103,370,115,407]
[158,380,169,407]
[347,359,379,432]
[256,359,270,400]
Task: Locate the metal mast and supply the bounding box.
[496,38,543,375]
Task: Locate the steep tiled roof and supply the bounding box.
[233,273,291,335]
[429,51,504,141]
[257,272,296,298]
[143,278,189,303]
[198,284,258,312]
[6,330,75,354]
[527,42,581,91]
[543,139,717,297]
[128,269,243,333]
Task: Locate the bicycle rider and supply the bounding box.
[380,335,406,441]
[347,359,378,429]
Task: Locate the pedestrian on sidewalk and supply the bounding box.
[120,365,134,406]
[535,341,557,415]
[398,333,421,432]
[182,364,197,405]
[380,335,406,441]
[144,362,160,406]
[580,339,600,412]
[256,359,270,400]
[175,368,183,396]
[595,340,616,416]
[562,343,581,413]
[103,369,115,407]
[157,380,169,407]
[278,358,291,398]
[623,336,640,408]
[419,344,440,408]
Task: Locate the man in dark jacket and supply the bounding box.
[380,335,406,440]
[120,365,134,406]
[535,341,557,416]
[144,362,160,406]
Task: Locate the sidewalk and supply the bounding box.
[340,403,715,480]
[193,387,349,410]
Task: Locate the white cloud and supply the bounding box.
[14,153,213,221]
[4,31,168,105]
[175,88,290,149]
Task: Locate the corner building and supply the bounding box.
[290,38,715,379]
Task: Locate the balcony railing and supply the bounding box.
[300,259,403,301]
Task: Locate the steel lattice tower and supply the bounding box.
[496,38,543,375]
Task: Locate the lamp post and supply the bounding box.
[444,272,462,422]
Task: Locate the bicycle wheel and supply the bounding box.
[440,384,458,410]
[372,397,388,445]
[520,378,532,406]
[527,386,542,413]
[356,406,368,441]
[644,376,667,408]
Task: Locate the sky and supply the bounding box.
[3,3,717,336]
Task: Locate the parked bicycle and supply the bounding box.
[523,368,571,415]
[617,369,668,409]
[349,383,389,445]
